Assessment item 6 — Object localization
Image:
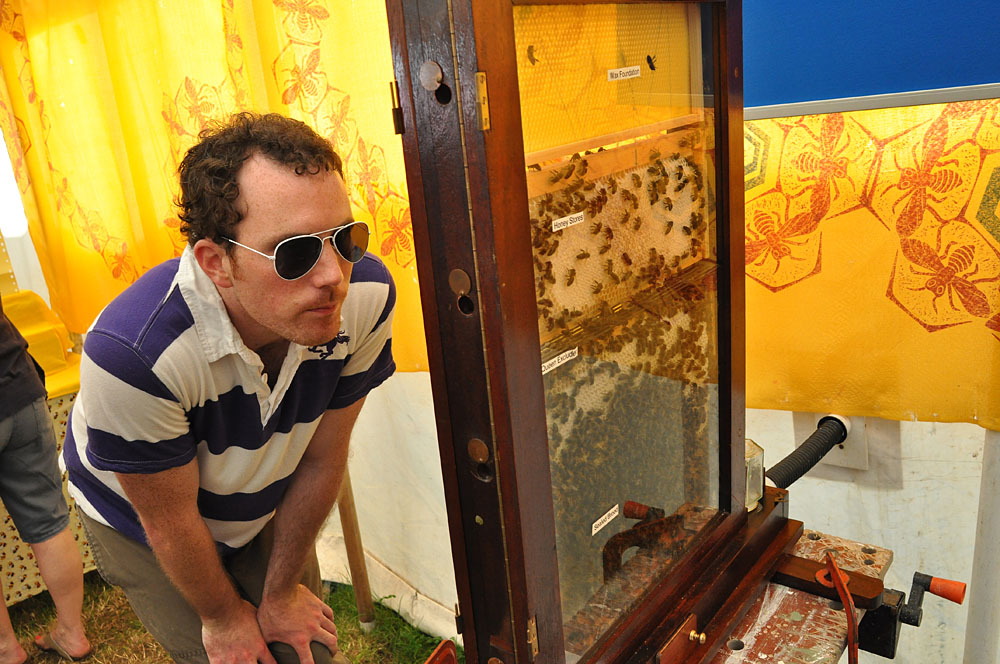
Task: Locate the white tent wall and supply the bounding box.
[318,372,460,640]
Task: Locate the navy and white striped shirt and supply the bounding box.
[64,247,395,553]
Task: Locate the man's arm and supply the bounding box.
[116,462,277,664]
[255,397,367,662]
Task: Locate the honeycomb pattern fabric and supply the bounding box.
[744,100,1000,427]
[2,393,94,607]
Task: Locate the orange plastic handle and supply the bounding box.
[929,577,967,605]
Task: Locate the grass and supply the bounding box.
[9,571,463,664]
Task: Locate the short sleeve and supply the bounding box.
[79,330,197,474]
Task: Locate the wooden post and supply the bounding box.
[338,468,376,631]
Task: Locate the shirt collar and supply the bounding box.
[175,246,312,366]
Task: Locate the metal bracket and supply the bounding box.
[475,72,490,131]
[527,615,538,658]
[390,80,404,135]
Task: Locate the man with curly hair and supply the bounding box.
[64,112,395,664]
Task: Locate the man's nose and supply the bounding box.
[309,237,345,286]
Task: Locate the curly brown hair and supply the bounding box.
[175,112,343,248]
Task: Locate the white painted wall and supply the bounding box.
[318,372,460,641]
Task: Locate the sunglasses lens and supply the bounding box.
[274,236,323,280]
[334,222,370,263]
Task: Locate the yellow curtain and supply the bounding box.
[0,0,426,371]
[744,100,1000,429]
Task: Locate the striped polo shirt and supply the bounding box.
[64,247,395,553]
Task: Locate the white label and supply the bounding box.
[592,503,620,536]
[541,347,578,375]
[552,211,585,232]
[607,66,641,82]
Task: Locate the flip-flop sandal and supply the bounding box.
[33,632,91,662]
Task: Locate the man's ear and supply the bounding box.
[193,239,234,289]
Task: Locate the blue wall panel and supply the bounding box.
[744,0,1000,107]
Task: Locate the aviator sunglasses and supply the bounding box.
[225,221,370,280]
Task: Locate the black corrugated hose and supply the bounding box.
[764,415,850,489]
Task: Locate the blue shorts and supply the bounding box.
[0,398,69,543]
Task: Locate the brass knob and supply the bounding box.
[689,630,706,644]
[468,438,490,464]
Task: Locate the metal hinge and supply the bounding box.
[475,72,490,131]
[454,604,463,634]
[527,615,539,658]
[390,80,404,135]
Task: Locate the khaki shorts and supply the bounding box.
[0,398,69,543]
[80,511,349,664]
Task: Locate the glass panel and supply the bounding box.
[513,4,720,659]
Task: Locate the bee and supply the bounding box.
[604,259,615,275]
[675,178,689,192]
[620,270,634,283]
[682,225,692,236]
[565,268,576,286]
[599,241,612,255]
[620,210,631,226]
[576,249,591,260]
[664,220,674,234]
[650,148,661,161]
[663,196,673,211]
[648,182,659,205]
[591,281,604,294]
[603,225,614,240]
[631,173,642,189]
[609,177,618,195]
[621,252,633,266]
[583,181,596,191]
[527,45,540,65]
[590,221,603,235]
[632,216,643,231]
[576,159,589,177]
[646,54,657,71]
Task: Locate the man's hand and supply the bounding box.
[257,584,339,663]
[202,598,277,664]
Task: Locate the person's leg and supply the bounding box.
[0,602,28,664]
[78,511,209,663]
[0,400,87,660]
[0,410,27,664]
[29,528,89,657]
[226,522,345,664]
